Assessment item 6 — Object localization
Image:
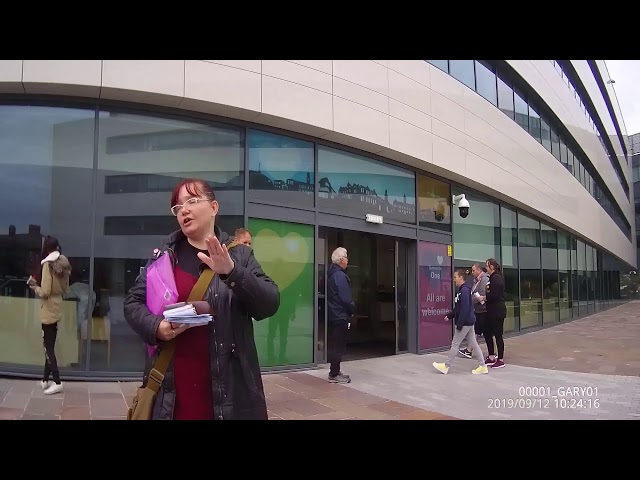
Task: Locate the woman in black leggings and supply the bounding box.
[479,258,506,368]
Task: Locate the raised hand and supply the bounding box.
[197,235,235,275]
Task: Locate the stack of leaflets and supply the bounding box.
[163,302,213,326]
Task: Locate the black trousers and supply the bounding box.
[42,323,61,384]
[328,321,349,377]
[483,315,505,360]
[474,312,487,336]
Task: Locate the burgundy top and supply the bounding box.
[172,240,214,420]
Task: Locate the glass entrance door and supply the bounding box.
[320,227,398,361]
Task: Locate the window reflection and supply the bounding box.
[528,104,542,144]
[514,89,529,132]
[497,76,515,120]
[0,105,95,370]
[518,213,541,328]
[557,230,573,320]
[427,60,448,73]
[475,61,497,106]
[449,60,475,90]
[541,223,559,324]
[452,190,500,265]
[500,206,519,332]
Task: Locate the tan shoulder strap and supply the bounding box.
[145,241,239,394]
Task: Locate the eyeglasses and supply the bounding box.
[171,197,208,216]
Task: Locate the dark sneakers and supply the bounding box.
[491,359,505,368]
[458,348,472,358]
[328,372,351,383]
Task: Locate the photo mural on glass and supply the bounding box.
[249,218,314,367]
[0,105,95,371]
[248,130,315,207]
[419,241,453,350]
[317,146,416,225]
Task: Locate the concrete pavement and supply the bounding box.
[1,300,639,420]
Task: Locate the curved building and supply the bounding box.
[0,60,635,379]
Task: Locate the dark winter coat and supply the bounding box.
[124,226,280,420]
[485,271,507,320]
[326,263,356,324]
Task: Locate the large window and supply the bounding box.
[417,174,451,232]
[449,60,475,90]
[92,111,245,371]
[500,206,519,332]
[541,223,559,324]
[248,130,314,207]
[474,61,497,106]
[317,146,416,225]
[577,240,587,316]
[0,105,95,371]
[518,213,541,329]
[249,218,314,367]
[514,89,529,132]
[586,244,595,314]
[528,103,542,144]
[541,116,552,153]
[497,76,515,120]
[452,190,500,267]
[557,230,573,321]
[427,60,448,73]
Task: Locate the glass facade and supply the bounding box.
[0,102,634,376]
[426,60,631,239]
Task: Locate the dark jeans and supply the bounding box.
[42,323,61,384]
[483,315,505,360]
[328,321,349,377]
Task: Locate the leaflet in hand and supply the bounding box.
[163,303,213,326]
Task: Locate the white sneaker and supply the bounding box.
[44,383,63,395]
[40,380,51,390]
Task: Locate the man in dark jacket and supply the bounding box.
[432,269,488,375]
[124,227,279,420]
[326,247,355,383]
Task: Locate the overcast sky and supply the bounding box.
[604,60,640,135]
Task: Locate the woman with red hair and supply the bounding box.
[125,178,280,420]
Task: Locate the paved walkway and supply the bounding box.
[1,301,638,420]
[502,302,640,376]
[0,374,455,420]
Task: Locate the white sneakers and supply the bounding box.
[39,380,63,395]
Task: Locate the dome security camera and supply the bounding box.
[452,194,470,219]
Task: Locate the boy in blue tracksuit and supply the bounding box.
[432,269,488,375]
